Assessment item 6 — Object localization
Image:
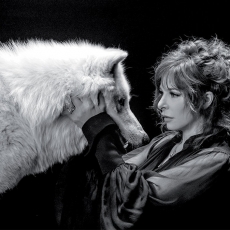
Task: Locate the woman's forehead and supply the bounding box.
[160,74,178,90]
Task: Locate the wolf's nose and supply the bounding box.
[139,130,149,145]
[142,134,150,146]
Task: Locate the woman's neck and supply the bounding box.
[180,118,204,145]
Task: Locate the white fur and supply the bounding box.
[0,40,148,193]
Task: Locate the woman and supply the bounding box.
[55,37,230,229]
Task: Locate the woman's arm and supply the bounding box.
[82,112,126,174]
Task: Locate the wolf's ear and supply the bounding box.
[107,50,128,75]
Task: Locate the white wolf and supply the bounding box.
[0,40,149,193]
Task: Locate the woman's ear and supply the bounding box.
[203,91,214,109]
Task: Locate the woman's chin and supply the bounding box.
[166,124,177,131]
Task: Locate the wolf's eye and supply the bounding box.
[116,97,125,113]
[118,98,125,107]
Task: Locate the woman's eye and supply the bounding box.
[170,92,180,97]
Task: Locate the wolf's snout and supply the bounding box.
[142,134,150,146]
[138,129,149,146]
[124,133,149,152]
[129,131,149,151]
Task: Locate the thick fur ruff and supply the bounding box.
[0,40,148,193]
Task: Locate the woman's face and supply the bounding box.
[157,78,200,133]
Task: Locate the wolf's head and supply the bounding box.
[0,40,149,172]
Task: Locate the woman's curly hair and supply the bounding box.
[152,37,230,144]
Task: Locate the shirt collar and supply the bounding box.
[170,128,228,151]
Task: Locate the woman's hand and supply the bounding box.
[63,94,106,128]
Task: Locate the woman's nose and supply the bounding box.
[157,95,167,111]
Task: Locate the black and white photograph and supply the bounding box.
[0,1,230,229]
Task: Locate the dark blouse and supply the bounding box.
[54,113,230,229]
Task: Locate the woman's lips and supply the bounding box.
[162,115,173,122]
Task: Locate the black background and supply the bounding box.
[0,0,229,228]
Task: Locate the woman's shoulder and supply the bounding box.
[198,145,230,157]
[191,142,230,169]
